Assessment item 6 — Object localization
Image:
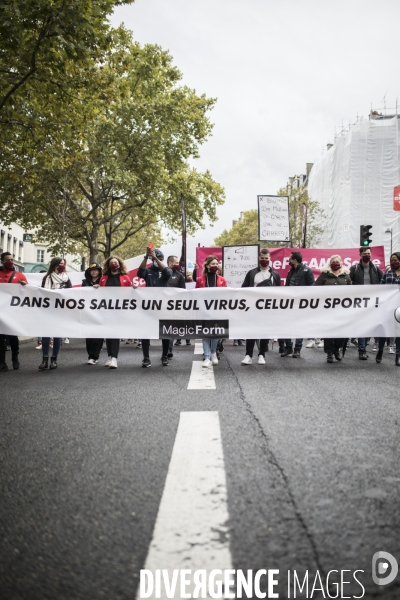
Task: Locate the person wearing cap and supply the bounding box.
[138,246,172,367]
[99,256,137,369]
[0,251,28,372]
[82,262,104,365]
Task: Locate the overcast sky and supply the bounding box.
[111,0,400,261]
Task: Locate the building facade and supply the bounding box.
[0,222,81,273]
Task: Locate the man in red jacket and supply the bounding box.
[0,252,28,371]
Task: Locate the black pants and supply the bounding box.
[142,339,170,358]
[245,339,269,357]
[86,338,103,360]
[324,338,345,355]
[106,339,119,359]
[0,334,18,364]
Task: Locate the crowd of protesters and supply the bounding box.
[1,244,400,372]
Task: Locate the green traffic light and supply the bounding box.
[363,240,369,245]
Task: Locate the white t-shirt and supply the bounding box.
[254,269,272,286]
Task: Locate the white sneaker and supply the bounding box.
[306,340,315,348]
[389,346,395,354]
[109,357,118,369]
[87,358,97,365]
[104,357,112,367]
[241,355,252,365]
[64,338,70,344]
[317,340,324,348]
[372,343,378,352]
[211,353,218,365]
[36,342,42,350]
[258,355,266,365]
[202,358,211,368]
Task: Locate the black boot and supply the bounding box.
[0,362,8,372]
[358,350,368,361]
[12,354,20,370]
[327,353,334,363]
[333,351,342,361]
[376,350,383,363]
[281,347,293,357]
[50,357,58,370]
[396,354,400,367]
[39,357,49,370]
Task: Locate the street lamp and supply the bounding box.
[385,228,392,258]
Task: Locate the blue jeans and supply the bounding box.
[202,339,218,359]
[42,337,61,357]
[285,338,303,350]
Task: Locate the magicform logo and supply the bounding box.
[159,320,229,339]
[372,552,398,586]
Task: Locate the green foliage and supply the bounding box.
[277,185,325,247]
[214,186,325,248]
[214,210,260,247]
[0,24,225,262]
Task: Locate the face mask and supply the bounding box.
[390,261,400,271]
[259,259,270,268]
[3,260,14,270]
[152,261,159,269]
[172,265,180,272]
[57,264,65,273]
[330,262,341,271]
[110,264,119,271]
[209,265,219,273]
[361,255,371,263]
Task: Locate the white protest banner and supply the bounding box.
[24,254,149,287]
[1,285,400,339]
[258,195,290,242]
[222,245,259,287]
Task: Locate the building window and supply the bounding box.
[37,249,45,263]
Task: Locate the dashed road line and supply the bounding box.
[138,412,232,599]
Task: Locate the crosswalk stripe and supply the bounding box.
[138,412,232,599]
[187,361,216,390]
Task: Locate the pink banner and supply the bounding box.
[195,247,223,273]
[198,246,385,285]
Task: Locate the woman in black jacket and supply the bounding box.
[39,257,72,371]
[82,263,104,364]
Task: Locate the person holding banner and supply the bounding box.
[313,255,352,363]
[241,248,281,366]
[99,256,136,369]
[38,257,71,371]
[195,255,227,367]
[138,247,172,367]
[82,263,104,365]
[375,252,400,366]
[166,255,190,356]
[0,252,28,372]
[281,251,315,358]
[349,246,383,360]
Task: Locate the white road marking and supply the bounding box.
[187,361,216,390]
[194,342,203,355]
[138,412,233,599]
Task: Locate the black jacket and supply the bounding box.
[285,262,315,286]
[349,261,383,285]
[167,271,186,289]
[242,266,281,288]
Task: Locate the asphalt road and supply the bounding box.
[1,339,399,600]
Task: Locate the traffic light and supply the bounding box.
[360,225,373,247]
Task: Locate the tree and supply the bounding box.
[0,0,133,117]
[0,31,225,262]
[214,186,324,248]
